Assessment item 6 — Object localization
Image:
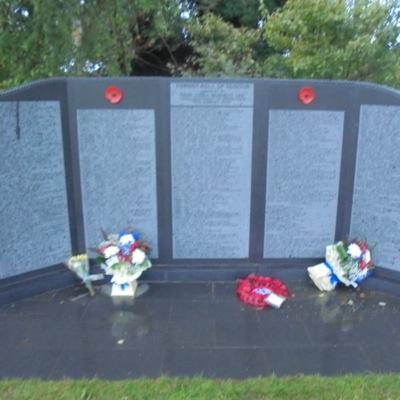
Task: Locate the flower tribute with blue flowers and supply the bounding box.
[95,229,152,296]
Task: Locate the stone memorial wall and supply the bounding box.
[1,78,400,282]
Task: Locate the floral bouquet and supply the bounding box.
[67,254,104,296]
[308,240,374,291]
[95,229,152,297]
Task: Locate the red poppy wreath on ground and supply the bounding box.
[236,273,289,308]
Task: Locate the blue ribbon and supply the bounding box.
[120,283,129,290]
[324,261,340,286]
[253,288,272,295]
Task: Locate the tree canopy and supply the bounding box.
[0,0,399,89]
[263,0,400,85]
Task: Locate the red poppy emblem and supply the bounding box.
[105,85,123,104]
[298,86,315,105]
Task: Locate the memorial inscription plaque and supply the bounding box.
[171,82,254,258]
[351,105,400,271]
[264,110,344,258]
[0,101,71,278]
[77,109,159,256]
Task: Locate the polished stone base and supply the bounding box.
[0,281,399,378]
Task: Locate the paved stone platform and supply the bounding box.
[0,281,399,378]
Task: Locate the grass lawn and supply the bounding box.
[0,375,399,400]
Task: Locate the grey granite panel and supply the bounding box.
[0,101,71,278]
[351,105,400,271]
[264,110,344,258]
[171,83,254,258]
[171,82,253,107]
[77,110,158,257]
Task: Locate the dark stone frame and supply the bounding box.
[1,77,400,303]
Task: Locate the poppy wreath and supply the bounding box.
[236,273,289,308]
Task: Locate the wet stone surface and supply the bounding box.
[0,281,399,378]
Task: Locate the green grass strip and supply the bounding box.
[1,375,400,400]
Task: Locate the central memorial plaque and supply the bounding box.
[171,82,254,258]
[264,110,344,258]
[0,101,71,278]
[77,109,159,257]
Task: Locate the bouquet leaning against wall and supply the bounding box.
[308,240,374,291]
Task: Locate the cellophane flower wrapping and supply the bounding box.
[96,230,152,287]
[67,254,96,295]
[309,240,374,291]
[307,262,337,291]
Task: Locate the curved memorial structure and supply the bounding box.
[0,77,399,300]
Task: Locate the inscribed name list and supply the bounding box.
[351,105,400,271]
[77,109,159,257]
[0,101,71,277]
[171,82,254,258]
[264,110,344,258]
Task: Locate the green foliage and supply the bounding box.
[1,376,400,400]
[183,13,262,76]
[76,0,135,76]
[263,0,400,86]
[192,0,285,28]
[0,0,77,88]
[0,0,399,89]
[0,0,186,88]
[95,256,105,265]
[76,0,185,76]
